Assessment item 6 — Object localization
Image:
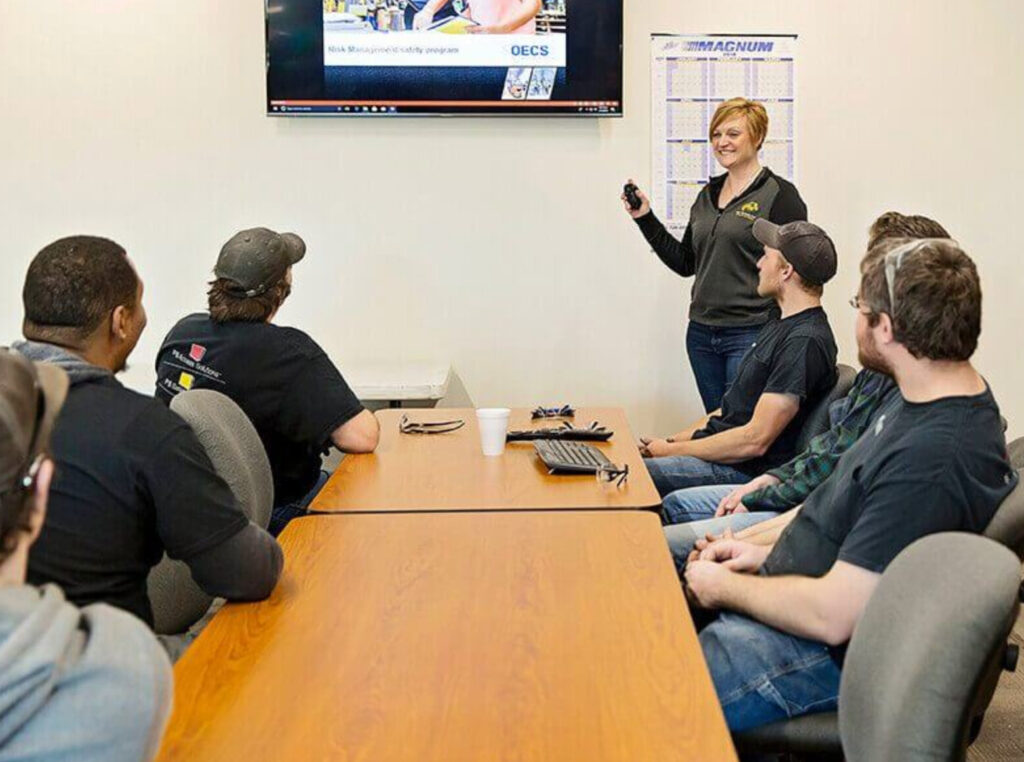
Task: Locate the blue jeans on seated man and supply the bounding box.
[644,455,752,499]
[701,610,841,731]
[686,321,763,413]
[269,470,330,537]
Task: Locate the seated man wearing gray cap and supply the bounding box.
[0,349,172,761]
[156,228,379,536]
[641,219,839,524]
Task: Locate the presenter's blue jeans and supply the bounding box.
[686,321,763,413]
[701,611,841,731]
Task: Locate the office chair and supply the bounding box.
[794,364,857,453]
[1008,434,1024,471]
[983,440,1024,560]
[147,389,274,636]
[733,533,1021,762]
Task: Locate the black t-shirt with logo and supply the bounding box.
[155,314,365,506]
[765,386,1017,579]
[692,306,838,474]
[28,375,251,625]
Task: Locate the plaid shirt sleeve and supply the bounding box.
[741,370,897,511]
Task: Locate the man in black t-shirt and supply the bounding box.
[642,220,839,516]
[155,228,379,535]
[682,237,1016,732]
[13,236,283,629]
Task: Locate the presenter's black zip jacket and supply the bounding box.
[634,167,807,327]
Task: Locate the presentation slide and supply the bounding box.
[267,0,622,116]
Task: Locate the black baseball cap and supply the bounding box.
[214,228,306,298]
[0,350,68,509]
[753,218,838,286]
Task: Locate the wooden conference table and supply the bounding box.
[311,406,662,513]
[156,511,737,762]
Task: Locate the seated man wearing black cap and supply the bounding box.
[14,236,283,632]
[156,228,379,535]
[641,219,839,524]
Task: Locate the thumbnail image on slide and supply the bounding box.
[323,0,568,68]
[324,0,566,35]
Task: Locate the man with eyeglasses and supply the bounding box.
[641,220,839,512]
[681,237,1016,732]
[0,350,172,760]
[661,212,951,569]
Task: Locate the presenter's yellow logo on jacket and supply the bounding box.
[741,201,759,213]
[179,372,194,390]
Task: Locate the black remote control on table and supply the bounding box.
[623,183,643,211]
[506,422,613,442]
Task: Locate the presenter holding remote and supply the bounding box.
[622,98,807,412]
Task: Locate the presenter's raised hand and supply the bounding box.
[621,178,651,219]
[412,9,435,29]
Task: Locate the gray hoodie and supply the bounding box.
[8,341,110,385]
[0,584,171,761]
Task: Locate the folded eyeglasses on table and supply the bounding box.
[398,414,466,435]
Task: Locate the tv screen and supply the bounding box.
[266,0,623,116]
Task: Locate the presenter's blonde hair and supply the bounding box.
[708,98,769,149]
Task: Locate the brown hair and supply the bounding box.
[708,98,769,149]
[795,275,824,298]
[0,474,37,563]
[860,238,981,361]
[208,278,291,323]
[867,212,950,251]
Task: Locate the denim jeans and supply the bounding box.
[269,470,330,537]
[662,501,778,577]
[686,321,763,413]
[644,455,751,498]
[700,611,841,731]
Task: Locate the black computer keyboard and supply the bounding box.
[533,439,612,474]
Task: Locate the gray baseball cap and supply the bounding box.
[214,228,306,297]
[753,218,838,286]
[0,350,68,507]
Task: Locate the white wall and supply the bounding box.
[2,0,1023,437]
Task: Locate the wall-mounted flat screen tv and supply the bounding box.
[267,0,623,116]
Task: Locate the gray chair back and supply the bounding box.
[795,363,857,452]
[1008,435,1024,470]
[839,533,1021,762]
[147,389,273,635]
[981,436,1024,559]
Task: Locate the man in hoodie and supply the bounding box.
[14,235,283,629]
[0,349,172,761]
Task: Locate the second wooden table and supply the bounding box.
[310,406,661,513]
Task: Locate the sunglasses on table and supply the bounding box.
[398,414,466,435]
[595,462,629,488]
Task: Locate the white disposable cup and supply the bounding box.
[476,408,511,456]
